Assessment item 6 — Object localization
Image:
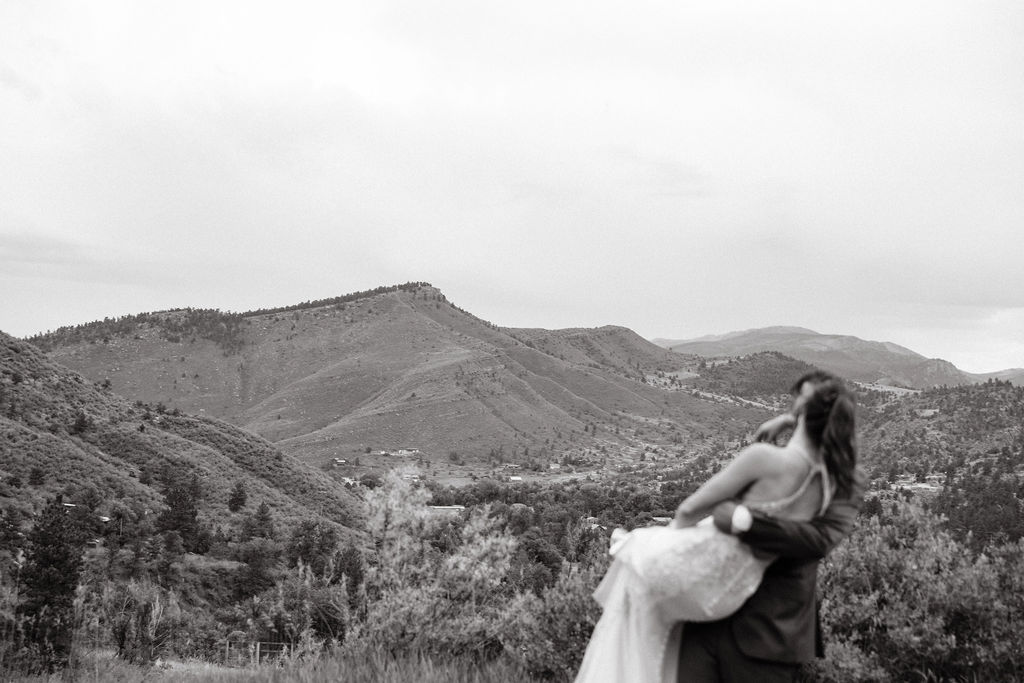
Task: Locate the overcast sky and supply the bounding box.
[2,1,1022,373]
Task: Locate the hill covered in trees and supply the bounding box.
[0,331,361,535]
[857,379,1024,551]
[1,330,370,672]
[678,351,819,401]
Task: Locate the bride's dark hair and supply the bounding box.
[791,371,857,499]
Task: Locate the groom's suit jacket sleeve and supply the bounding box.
[740,467,865,559]
[728,468,865,663]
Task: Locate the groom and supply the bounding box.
[676,371,865,682]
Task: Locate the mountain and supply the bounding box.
[0,330,361,533]
[652,326,819,348]
[29,284,767,469]
[658,327,999,389]
[978,368,1024,386]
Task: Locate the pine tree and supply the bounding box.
[156,474,201,552]
[18,496,85,671]
[242,501,275,540]
[28,466,45,487]
[227,481,247,512]
[69,410,91,435]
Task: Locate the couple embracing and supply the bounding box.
[576,370,864,683]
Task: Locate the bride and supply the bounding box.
[575,373,858,683]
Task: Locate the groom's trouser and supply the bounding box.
[677,620,799,683]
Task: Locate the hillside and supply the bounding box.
[857,380,1024,475]
[29,284,768,470]
[658,327,989,389]
[0,331,361,534]
[856,380,1024,550]
[679,351,819,402]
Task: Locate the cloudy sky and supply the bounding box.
[2,1,1022,372]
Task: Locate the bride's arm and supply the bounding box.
[672,443,775,528]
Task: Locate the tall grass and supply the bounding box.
[3,647,537,683]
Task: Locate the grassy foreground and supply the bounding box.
[7,648,536,683]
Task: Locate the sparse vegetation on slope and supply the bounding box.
[26,282,432,355]
[34,285,769,474]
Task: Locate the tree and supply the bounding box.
[17,496,85,671]
[27,467,45,487]
[227,481,247,512]
[286,521,338,576]
[359,472,382,489]
[69,410,92,435]
[0,507,25,557]
[156,474,202,553]
[234,538,281,597]
[335,545,365,609]
[242,502,275,541]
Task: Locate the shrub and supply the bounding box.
[347,470,516,660]
[814,500,1024,681]
[100,579,181,664]
[500,561,604,679]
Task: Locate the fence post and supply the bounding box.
[255,641,261,664]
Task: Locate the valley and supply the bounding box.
[4,284,1023,682]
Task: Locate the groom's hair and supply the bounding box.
[792,371,858,499]
[789,369,836,394]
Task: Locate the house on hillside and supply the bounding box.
[379,448,421,457]
[428,505,466,515]
[509,475,523,483]
[331,458,347,467]
[548,463,561,471]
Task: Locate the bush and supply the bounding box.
[347,470,516,660]
[100,579,181,664]
[500,561,605,679]
[813,500,1024,681]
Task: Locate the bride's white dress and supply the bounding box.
[574,455,831,683]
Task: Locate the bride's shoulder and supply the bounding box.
[732,442,786,475]
[737,441,784,460]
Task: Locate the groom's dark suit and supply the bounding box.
[677,469,865,681]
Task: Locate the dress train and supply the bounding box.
[573,518,771,683]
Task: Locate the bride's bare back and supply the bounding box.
[738,442,828,522]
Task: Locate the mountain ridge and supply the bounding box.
[655,327,1020,389]
[30,285,767,470]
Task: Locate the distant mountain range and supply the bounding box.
[27,284,766,468]
[652,326,1024,389]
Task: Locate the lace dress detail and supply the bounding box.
[574,452,832,683]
